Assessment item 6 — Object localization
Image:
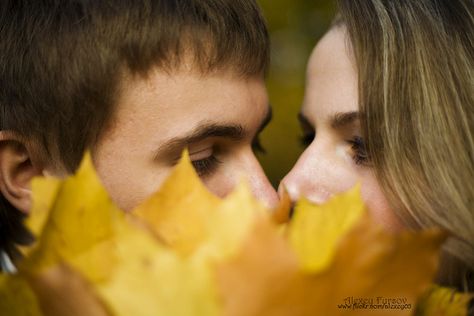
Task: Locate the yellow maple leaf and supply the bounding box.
[133,151,221,256]
[96,221,219,316]
[27,264,109,316]
[10,152,223,316]
[1,151,467,316]
[26,177,61,239]
[22,153,121,283]
[217,190,447,316]
[415,285,473,316]
[0,274,42,316]
[271,187,292,224]
[134,151,267,260]
[288,185,365,272]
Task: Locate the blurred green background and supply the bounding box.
[256,0,336,186]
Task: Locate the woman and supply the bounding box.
[280,0,473,292]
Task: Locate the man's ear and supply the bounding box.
[0,131,46,214]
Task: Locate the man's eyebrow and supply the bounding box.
[155,123,245,157]
[330,111,359,128]
[156,106,271,159]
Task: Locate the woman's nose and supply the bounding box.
[278,148,336,205]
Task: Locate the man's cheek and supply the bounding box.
[117,168,172,212]
[202,170,236,199]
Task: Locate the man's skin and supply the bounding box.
[0,64,278,217]
[93,65,279,211]
[0,57,280,315]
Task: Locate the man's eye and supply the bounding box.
[252,137,266,154]
[191,155,222,177]
[299,132,315,147]
[347,136,370,166]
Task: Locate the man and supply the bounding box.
[0,0,277,265]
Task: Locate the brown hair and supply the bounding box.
[0,0,270,171]
[0,0,269,260]
[337,0,474,291]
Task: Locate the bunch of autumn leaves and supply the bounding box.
[0,153,471,315]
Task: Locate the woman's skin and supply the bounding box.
[279,26,403,231]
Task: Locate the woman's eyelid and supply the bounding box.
[346,135,370,166]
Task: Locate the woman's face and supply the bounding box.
[280,27,403,231]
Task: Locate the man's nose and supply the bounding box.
[248,168,279,208]
[239,151,279,208]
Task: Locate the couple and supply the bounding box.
[0,0,472,295]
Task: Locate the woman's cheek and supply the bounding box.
[360,173,405,232]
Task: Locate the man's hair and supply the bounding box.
[0,0,269,261]
[0,0,270,171]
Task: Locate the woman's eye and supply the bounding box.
[299,132,315,147]
[348,136,370,166]
[191,155,222,177]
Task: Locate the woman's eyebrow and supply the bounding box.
[330,111,359,129]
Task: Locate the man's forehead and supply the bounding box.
[102,68,269,161]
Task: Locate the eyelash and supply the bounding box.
[299,133,369,166]
[299,132,315,147]
[192,155,222,177]
[347,136,369,166]
[252,137,266,154]
[191,137,265,178]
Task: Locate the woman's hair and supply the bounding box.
[336,0,473,290]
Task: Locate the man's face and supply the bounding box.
[92,67,278,211]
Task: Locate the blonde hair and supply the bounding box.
[337,0,474,290]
